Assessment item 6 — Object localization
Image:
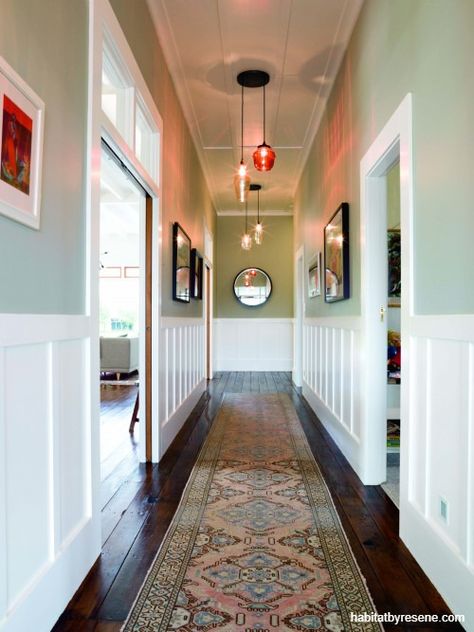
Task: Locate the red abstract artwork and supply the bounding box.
[1,95,32,195]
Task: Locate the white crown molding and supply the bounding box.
[217,210,293,217]
[146,0,222,213]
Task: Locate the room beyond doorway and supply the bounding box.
[99,144,145,500]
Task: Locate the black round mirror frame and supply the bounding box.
[233,267,272,307]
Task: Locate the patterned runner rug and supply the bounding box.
[123,393,381,631]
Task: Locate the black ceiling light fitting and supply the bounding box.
[250,183,263,245]
[237,69,276,173]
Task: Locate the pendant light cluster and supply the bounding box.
[236,70,275,249]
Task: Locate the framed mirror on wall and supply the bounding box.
[233,268,272,307]
[324,202,350,302]
[172,222,191,303]
[191,248,203,300]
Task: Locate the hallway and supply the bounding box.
[54,373,458,631]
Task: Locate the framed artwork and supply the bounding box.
[308,252,321,298]
[172,222,191,303]
[190,248,203,300]
[387,229,401,307]
[0,56,44,229]
[324,202,350,302]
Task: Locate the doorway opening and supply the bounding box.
[383,161,402,506]
[359,94,412,504]
[204,264,213,379]
[293,247,304,388]
[99,143,152,513]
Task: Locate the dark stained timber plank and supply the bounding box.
[53,373,460,630]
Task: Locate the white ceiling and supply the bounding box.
[147,0,363,215]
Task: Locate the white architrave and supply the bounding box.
[359,93,413,485]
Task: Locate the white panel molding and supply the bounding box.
[159,318,206,458]
[0,315,89,347]
[302,316,362,477]
[160,378,206,458]
[410,314,474,341]
[0,314,95,632]
[400,313,474,630]
[0,347,7,622]
[214,318,294,372]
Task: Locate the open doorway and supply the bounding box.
[293,247,304,388]
[99,144,150,507]
[359,94,412,509]
[383,161,401,507]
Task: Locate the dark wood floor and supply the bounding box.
[100,382,140,543]
[53,372,462,631]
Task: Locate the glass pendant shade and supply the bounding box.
[253,142,276,172]
[254,222,263,244]
[234,161,250,203]
[241,233,252,250]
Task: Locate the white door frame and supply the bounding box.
[359,93,413,485]
[88,0,164,527]
[203,222,213,380]
[293,245,305,387]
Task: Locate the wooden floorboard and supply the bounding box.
[53,372,460,631]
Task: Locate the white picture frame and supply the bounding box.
[0,56,44,229]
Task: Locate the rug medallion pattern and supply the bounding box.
[123,394,381,631]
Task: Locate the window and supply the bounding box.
[101,32,160,183]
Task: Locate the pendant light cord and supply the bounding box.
[241,83,244,162]
[263,84,266,144]
[257,188,260,224]
[245,200,248,232]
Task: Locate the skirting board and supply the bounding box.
[302,381,362,479]
[160,378,206,458]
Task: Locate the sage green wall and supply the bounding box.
[295,0,474,316]
[111,0,216,318]
[216,216,293,318]
[0,0,87,313]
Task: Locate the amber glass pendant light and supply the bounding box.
[253,80,276,172]
[241,200,252,250]
[237,70,276,177]
[250,183,263,245]
[233,82,250,203]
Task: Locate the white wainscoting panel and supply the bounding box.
[0,314,98,632]
[302,317,362,476]
[400,314,474,630]
[5,344,51,606]
[160,318,206,458]
[214,319,293,371]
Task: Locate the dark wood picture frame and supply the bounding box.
[190,248,203,300]
[172,222,191,303]
[324,202,350,302]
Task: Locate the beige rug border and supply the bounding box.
[121,393,383,631]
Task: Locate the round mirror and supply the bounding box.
[233,268,272,307]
